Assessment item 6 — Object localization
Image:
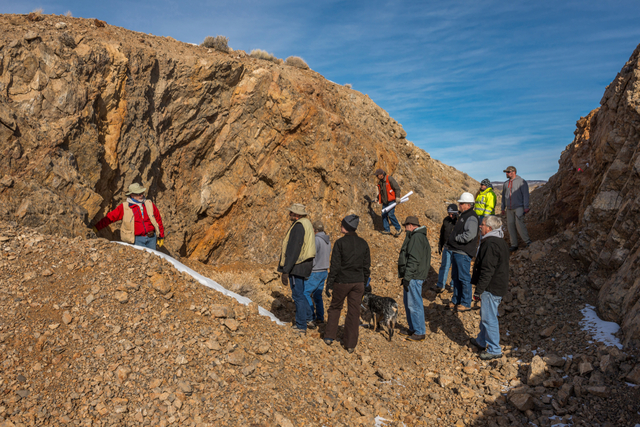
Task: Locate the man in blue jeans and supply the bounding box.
[436,204,458,292]
[277,204,316,333]
[469,215,510,360]
[447,192,479,312]
[305,221,331,325]
[374,168,402,237]
[397,216,431,341]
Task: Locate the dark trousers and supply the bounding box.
[324,282,365,349]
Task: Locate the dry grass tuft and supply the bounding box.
[201,35,230,53]
[250,49,282,64]
[65,11,72,17]
[27,9,45,22]
[344,83,352,89]
[285,56,309,70]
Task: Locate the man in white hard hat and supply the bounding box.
[446,192,480,312]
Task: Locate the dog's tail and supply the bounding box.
[388,305,398,341]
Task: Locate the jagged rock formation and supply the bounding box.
[535,44,640,347]
[0,14,475,265]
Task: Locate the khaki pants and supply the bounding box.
[506,207,530,247]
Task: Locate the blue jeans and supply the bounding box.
[403,279,426,335]
[451,252,472,308]
[476,292,503,355]
[134,235,157,250]
[382,202,401,232]
[436,248,454,289]
[305,271,328,322]
[289,275,310,330]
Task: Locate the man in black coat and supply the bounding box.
[324,214,371,353]
[469,215,510,360]
[435,204,458,293]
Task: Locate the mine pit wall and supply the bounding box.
[0,15,474,268]
[535,43,640,348]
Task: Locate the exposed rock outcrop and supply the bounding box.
[535,43,640,347]
[0,14,474,265]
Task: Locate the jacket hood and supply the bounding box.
[316,231,330,244]
[410,225,427,236]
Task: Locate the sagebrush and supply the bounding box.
[344,83,352,89]
[201,35,230,52]
[250,49,282,64]
[285,56,309,70]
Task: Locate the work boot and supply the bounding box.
[398,328,415,336]
[393,229,403,237]
[306,321,317,330]
[509,246,518,253]
[469,338,486,350]
[479,351,502,361]
[406,334,426,341]
[323,338,334,346]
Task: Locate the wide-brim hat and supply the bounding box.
[403,216,420,226]
[126,183,146,195]
[288,203,308,216]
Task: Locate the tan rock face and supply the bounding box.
[0,15,473,266]
[534,43,640,348]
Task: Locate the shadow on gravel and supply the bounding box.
[364,195,384,231]
[270,290,295,325]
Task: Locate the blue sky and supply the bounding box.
[4,1,640,181]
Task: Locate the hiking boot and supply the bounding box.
[526,240,533,248]
[407,334,426,341]
[314,319,325,326]
[509,246,518,253]
[434,287,444,294]
[346,348,355,354]
[306,321,317,330]
[323,338,334,346]
[469,338,486,350]
[448,303,456,310]
[393,229,403,237]
[398,328,415,336]
[479,351,502,361]
[380,230,391,235]
[456,306,471,312]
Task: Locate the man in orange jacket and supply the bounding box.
[93,183,165,250]
[375,168,402,237]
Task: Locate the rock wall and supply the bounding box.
[535,43,640,347]
[0,14,475,265]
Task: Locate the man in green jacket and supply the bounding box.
[397,216,431,341]
[474,179,496,222]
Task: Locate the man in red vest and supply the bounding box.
[374,168,402,236]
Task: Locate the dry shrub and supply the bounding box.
[285,56,309,70]
[210,271,257,299]
[250,49,282,64]
[201,35,230,53]
[344,83,352,89]
[93,18,106,27]
[65,11,72,17]
[27,9,44,22]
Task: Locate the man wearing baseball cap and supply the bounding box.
[501,166,532,252]
[92,183,165,250]
[397,215,431,341]
[278,203,316,333]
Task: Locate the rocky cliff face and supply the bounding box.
[0,14,474,265]
[535,44,640,347]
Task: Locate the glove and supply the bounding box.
[325,286,332,298]
[500,210,506,216]
[437,246,442,255]
[401,279,410,292]
[281,273,289,286]
[91,226,99,234]
[364,281,372,294]
[157,238,164,248]
[473,293,481,302]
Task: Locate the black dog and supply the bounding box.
[361,291,398,341]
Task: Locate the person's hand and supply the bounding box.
[437,246,442,255]
[524,208,530,215]
[281,273,289,286]
[157,238,164,248]
[473,293,481,302]
[91,226,99,234]
[402,279,410,292]
[500,210,506,216]
[325,287,332,298]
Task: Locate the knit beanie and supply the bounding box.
[341,214,360,232]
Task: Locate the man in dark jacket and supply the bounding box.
[397,216,431,341]
[324,214,371,353]
[304,220,331,325]
[277,203,316,333]
[448,192,480,312]
[435,204,458,293]
[374,168,402,236]
[469,215,510,360]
